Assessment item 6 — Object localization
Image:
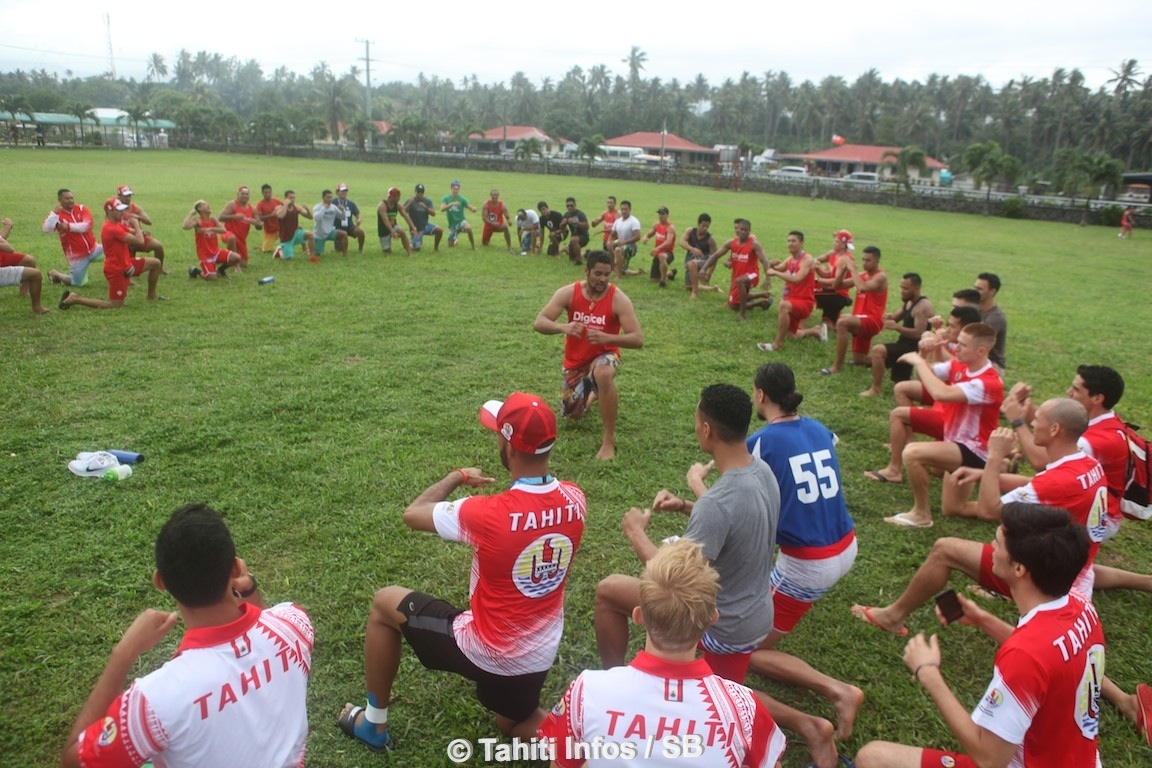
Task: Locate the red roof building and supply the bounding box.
[776,144,948,182]
[605,132,718,167]
[469,126,559,155]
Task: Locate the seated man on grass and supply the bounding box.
[863,323,1003,529]
[854,503,1103,768]
[852,399,1107,636]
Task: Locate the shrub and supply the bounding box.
[1001,197,1026,219]
[1099,204,1125,227]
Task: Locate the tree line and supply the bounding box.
[1,48,1148,186]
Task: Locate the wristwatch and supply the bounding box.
[237,574,258,598]
[1010,418,1025,429]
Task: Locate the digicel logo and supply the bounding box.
[573,311,606,326]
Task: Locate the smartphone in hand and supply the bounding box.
[936,588,964,624]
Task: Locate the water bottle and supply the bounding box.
[103,465,133,481]
[107,450,145,464]
[258,276,275,285]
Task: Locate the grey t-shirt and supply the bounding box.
[981,304,1008,369]
[683,459,780,646]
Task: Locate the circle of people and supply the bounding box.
[17,179,1143,768]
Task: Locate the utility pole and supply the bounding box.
[356,39,374,120]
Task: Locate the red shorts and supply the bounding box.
[232,237,248,260]
[908,407,944,440]
[978,542,1011,596]
[199,249,229,272]
[699,647,753,684]
[0,252,28,267]
[481,222,506,244]
[852,315,884,354]
[105,258,146,301]
[921,748,975,768]
[786,298,815,332]
[727,272,761,306]
[920,384,936,407]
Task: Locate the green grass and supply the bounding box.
[2,148,1152,767]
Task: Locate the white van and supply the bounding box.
[844,172,879,183]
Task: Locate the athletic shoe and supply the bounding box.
[756,342,777,352]
[819,324,829,343]
[188,267,201,279]
[216,264,228,278]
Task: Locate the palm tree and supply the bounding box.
[344,115,378,151]
[68,101,95,145]
[118,103,151,147]
[250,111,286,153]
[881,145,928,192]
[146,53,168,83]
[577,134,605,173]
[514,137,543,161]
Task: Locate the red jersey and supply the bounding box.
[224,202,255,241]
[931,360,1004,459]
[851,269,887,320]
[482,200,509,226]
[100,219,133,277]
[599,210,617,244]
[256,198,281,236]
[1001,451,1109,595]
[652,222,674,254]
[729,237,759,282]
[432,479,585,675]
[194,217,223,260]
[1079,411,1131,521]
[971,593,1103,767]
[781,252,815,303]
[564,282,622,369]
[48,205,99,261]
[540,651,787,768]
[815,252,851,298]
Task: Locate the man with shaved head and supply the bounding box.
[852,397,1107,636]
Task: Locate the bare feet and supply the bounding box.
[33,305,50,315]
[831,683,865,740]
[859,387,880,398]
[595,442,616,461]
[797,714,838,768]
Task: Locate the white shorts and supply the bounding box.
[0,266,24,288]
[771,537,859,604]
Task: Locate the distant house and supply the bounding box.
[1,108,175,148]
[469,126,559,156]
[604,132,718,168]
[776,144,948,184]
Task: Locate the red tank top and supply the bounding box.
[653,222,673,254]
[782,252,815,303]
[730,236,758,279]
[564,282,621,369]
[851,269,888,319]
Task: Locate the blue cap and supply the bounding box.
[451,180,461,187]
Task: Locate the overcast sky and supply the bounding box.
[2,1,1148,94]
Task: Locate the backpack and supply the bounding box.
[1121,420,1152,521]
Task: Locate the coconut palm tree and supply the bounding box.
[68,101,96,145]
[514,137,543,161]
[146,53,168,83]
[881,145,928,192]
[577,134,605,173]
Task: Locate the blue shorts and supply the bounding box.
[68,246,105,287]
[280,229,308,259]
[314,229,339,254]
[411,222,438,249]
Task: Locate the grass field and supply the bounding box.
[2,147,1152,767]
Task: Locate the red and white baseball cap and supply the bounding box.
[336,182,349,192]
[834,229,853,244]
[388,187,401,198]
[104,197,129,213]
[117,185,133,197]
[479,393,557,454]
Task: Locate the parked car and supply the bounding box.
[768,166,809,178]
[844,172,879,183]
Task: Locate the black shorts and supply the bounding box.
[815,293,852,322]
[954,443,986,470]
[884,339,919,382]
[398,591,548,722]
[649,252,675,279]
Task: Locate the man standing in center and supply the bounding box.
[337,393,585,752]
[535,250,644,460]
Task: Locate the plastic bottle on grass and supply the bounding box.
[107,450,145,464]
[103,465,133,481]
